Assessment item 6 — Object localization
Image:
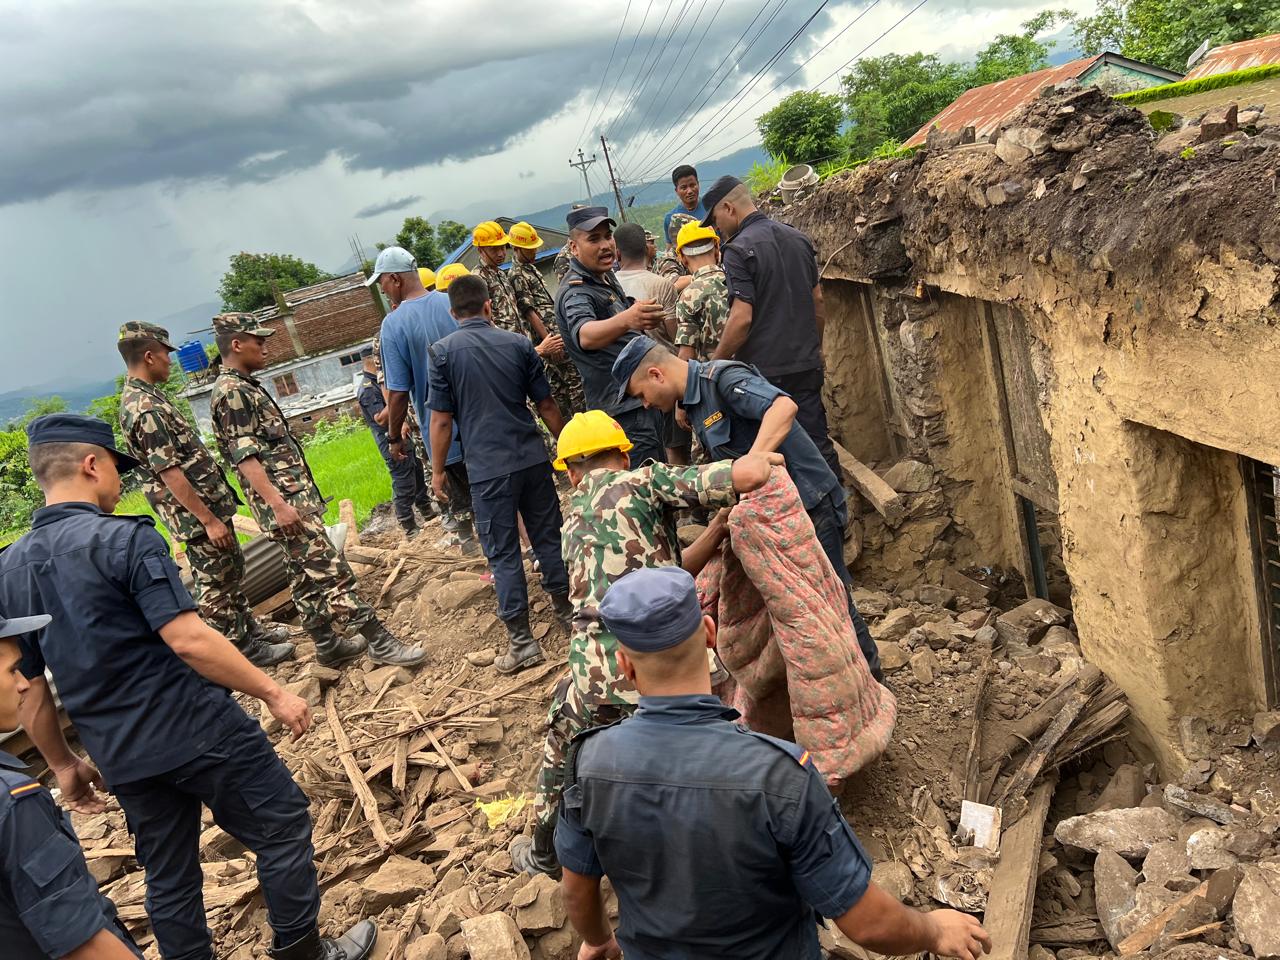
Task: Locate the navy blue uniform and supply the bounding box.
[555,695,871,960]
[0,504,319,960]
[680,360,881,677]
[356,370,432,529]
[555,258,666,465]
[0,751,143,960]
[428,318,570,623]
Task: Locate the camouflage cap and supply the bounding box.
[118,321,176,350]
[212,312,275,338]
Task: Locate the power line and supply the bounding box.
[609,0,699,146]
[592,0,658,143]
[575,0,634,148]
[609,0,687,135]
[614,0,781,177]
[681,0,930,170]
[627,0,829,183]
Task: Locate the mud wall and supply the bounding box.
[791,85,1280,770]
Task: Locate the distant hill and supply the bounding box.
[0,376,121,427]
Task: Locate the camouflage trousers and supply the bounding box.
[532,674,634,831]
[184,535,259,645]
[545,356,585,418]
[268,512,376,637]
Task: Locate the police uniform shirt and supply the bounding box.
[0,750,143,960]
[356,370,388,440]
[0,504,237,787]
[554,258,645,418]
[555,695,871,960]
[426,318,552,484]
[682,359,843,512]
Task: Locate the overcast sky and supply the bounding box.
[0,0,1091,390]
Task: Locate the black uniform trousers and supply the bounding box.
[470,460,569,623]
[769,368,840,478]
[614,407,666,467]
[809,493,883,679]
[372,428,432,527]
[112,709,318,960]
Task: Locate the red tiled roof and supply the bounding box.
[904,56,1104,147]
[1186,33,1280,79]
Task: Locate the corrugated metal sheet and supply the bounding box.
[904,56,1104,147]
[1186,33,1280,79]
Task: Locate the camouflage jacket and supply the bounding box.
[561,460,737,707]
[119,377,238,542]
[654,251,688,282]
[475,262,527,339]
[208,368,325,532]
[553,246,574,284]
[509,260,558,334]
[675,264,729,360]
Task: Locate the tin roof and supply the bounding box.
[1186,33,1280,79]
[904,53,1181,147]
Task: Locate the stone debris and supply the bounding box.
[1054,807,1179,858]
[460,912,532,960]
[1094,849,1138,949]
[994,598,1069,646]
[512,874,567,935]
[1233,864,1280,958]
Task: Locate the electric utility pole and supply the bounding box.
[569,148,598,202]
[600,135,628,222]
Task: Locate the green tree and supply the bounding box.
[218,252,329,313]
[390,216,442,270]
[1073,0,1280,72]
[968,10,1071,86]
[435,220,470,256]
[0,428,41,532]
[9,395,68,430]
[756,90,846,163]
[841,52,971,158]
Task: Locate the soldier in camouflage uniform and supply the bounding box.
[508,221,586,418]
[653,212,699,287]
[510,409,782,876]
[673,223,729,362]
[116,322,294,668]
[208,313,427,668]
[471,221,534,340]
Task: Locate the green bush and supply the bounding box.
[0,430,40,532]
[304,413,364,448]
[757,91,845,165]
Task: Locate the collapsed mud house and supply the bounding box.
[784,84,1280,772]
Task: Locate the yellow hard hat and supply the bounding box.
[553,410,633,471]
[418,267,437,289]
[472,221,510,247]
[675,221,720,255]
[436,263,470,291]
[508,222,545,250]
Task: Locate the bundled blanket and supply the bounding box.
[698,471,896,785]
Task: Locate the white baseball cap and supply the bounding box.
[365,246,417,286]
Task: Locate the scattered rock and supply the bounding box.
[995,598,1068,646]
[1186,827,1238,871]
[1205,864,1245,918]
[1094,765,1147,813]
[1197,104,1239,143]
[1013,652,1059,676]
[852,589,892,617]
[995,126,1052,165]
[916,584,955,607]
[460,912,531,960]
[363,665,413,695]
[1179,717,1214,760]
[872,609,916,642]
[536,927,574,960]
[1038,625,1079,658]
[1233,863,1280,958]
[883,459,934,493]
[363,855,436,911]
[1055,807,1179,859]
[676,523,706,548]
[876,641,910,672]
[910,648,938,685]
[430,888,480,940]
[1164,784,1234,824]
[282,676,323,709]
[986,180,1027,205]
[466,650,497,668]
[87,854,129,885]
[1151,947,1250,960]
[1143,841,1192,889]
[923,621,954,650]
[303,663,342,687]
[1028,947,1055,960]
[513,874,566,934]
[872,861,915,902]
[473,719,504,745]
[435,578,494,612]
[1151,896,1219,952]
[1253,711,1280,745]
[1095,849,1139,949]
[405,934,447,960]
[942,568,992,602]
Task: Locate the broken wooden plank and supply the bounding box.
[1117,882,1209,956]
[1171,921,1224,942]
[996,688,1090,820]
[377,557,407,607]
[425,726,472,792]
[325,688,393,850]
[832,441,906,526]
[345,543,388,567]
[392,724,409,794]
[983,664,1102,765]
[964,661,993,804]
[1030,917,1105,945]
[338,499,359,549]
[983,778,1056,960]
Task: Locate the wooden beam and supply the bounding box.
[1117,882,1209,956]
[831,441,905,526]
[983,778,1056,960]
[325,688,393,850]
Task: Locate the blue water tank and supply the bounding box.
[177,340,210,374]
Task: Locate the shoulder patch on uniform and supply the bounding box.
[703,411,723,428]
[567,280,585,286]
[8,780,42,800]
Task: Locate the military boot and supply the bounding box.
[550,593,574,632]
[360,620,427,667]
[269,920,377,960]
[509,820,561,878]
[238,637,296,668]
[414,497,437,522]
[398,518,419,540]
[313,627,366,668]
[249,618,292,645]
[455,518,482,557]
[495,613,543,675]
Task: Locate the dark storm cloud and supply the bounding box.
[355,195,423,219]
[0,0,851,206]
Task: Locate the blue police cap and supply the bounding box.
[26,413,141,473]
[611,334,661,406]
[566,205,616,234]
[599,566,704,653]
[0,612,51,640]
